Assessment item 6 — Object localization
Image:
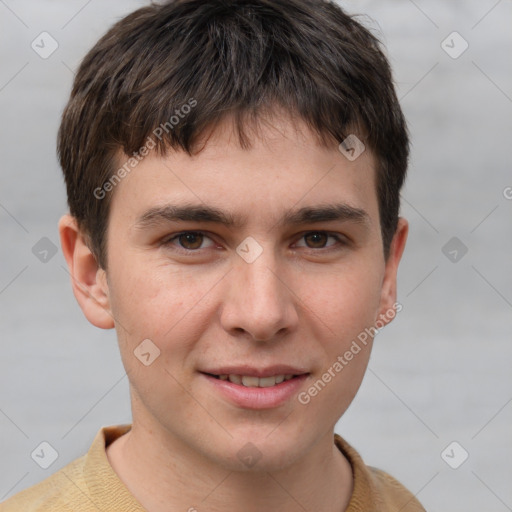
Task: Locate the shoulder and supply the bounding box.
[366,466,426,511]
[0,455,88,512]
[1,425,138,512]
[334,433,426,512]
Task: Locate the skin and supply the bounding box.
[59,113,408,512]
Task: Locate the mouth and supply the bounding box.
[203,373,305,388]
[200,370,310,409]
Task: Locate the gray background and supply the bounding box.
[1,1,511,510]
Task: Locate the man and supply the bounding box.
[1,0,425,510]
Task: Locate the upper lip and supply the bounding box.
[200,365,309,378]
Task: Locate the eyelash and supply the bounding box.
[160,230,348,254]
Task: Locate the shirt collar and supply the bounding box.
[83,425,384,511]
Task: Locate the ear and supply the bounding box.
[376,217,408,326]
[58,214,115,329]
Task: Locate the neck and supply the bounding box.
[106,420,353,512]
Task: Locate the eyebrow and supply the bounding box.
[134,202,370,231]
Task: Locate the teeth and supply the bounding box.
[217,374,297,387]
[228,374,242,384]
[258,376,278,387]
[241,375,260,387]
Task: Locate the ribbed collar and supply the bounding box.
[82,424,409,512]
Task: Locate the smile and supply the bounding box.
[208,374,297,387]
[201,372,309,409]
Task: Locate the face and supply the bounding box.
[62,114,407,472]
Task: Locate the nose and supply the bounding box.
[219,250,298,342]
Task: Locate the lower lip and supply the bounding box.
[201,373,309,410]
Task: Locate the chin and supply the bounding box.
[211,427,310,473]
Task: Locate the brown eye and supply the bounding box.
[304,232,329,248]
[162,231,215,252]
[177,232,204,250]
[294,232,346,251]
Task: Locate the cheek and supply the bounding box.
[108,266,209,414]
[109,259,193,325]
[296,270,381,419]
[301,261,384,339]
[107,261,223,366]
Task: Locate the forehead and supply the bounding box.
[108,114,379,230]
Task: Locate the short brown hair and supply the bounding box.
[58,0,409,269]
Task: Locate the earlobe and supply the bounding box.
[58,214,115,329]
[376,217,409,326]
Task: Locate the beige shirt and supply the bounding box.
[0,424,426,511]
